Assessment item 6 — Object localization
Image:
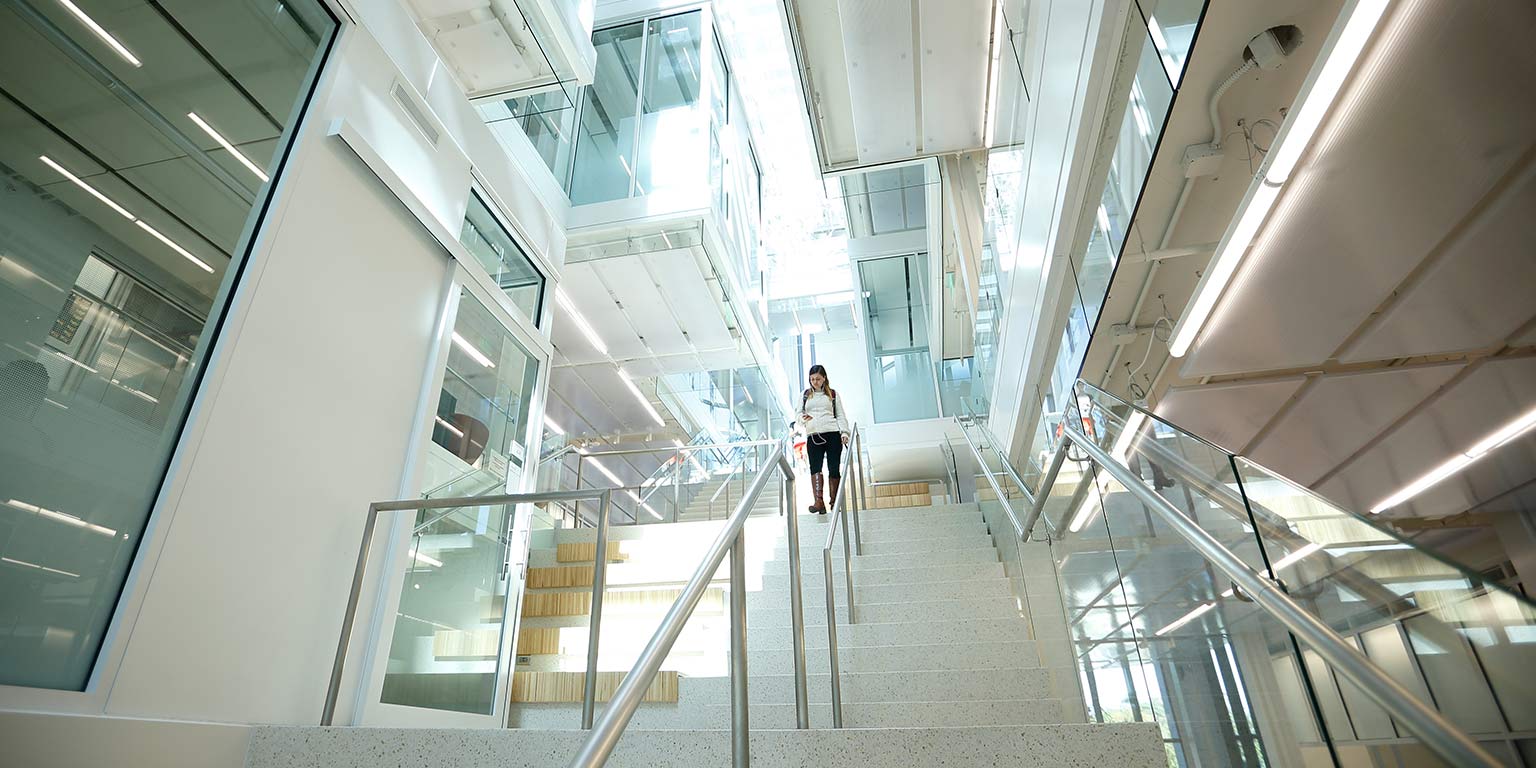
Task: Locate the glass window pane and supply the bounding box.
[0,0,335,690]
[569,22,644,204]
[1404,614,1508,734]
[636,11,705,196]
[460,192,545,326]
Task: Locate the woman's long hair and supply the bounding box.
[807,364,831,394]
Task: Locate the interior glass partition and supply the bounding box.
[568,21,645,204]
[460,191,546,326]
[859,252,939,422]
[0,0,336,690]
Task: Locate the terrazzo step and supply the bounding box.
[509,697,1071,730]
[768,545,1000,573]
[760,561,1004,590]
[750,595,1023,627]
[749,575,1014,608]
[686,667,1064,704]
[750,616,1032,649]
[749,639,1046,675]
[247,723,1168,768]
[854,532,998,555]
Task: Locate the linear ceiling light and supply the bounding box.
[55,0,141,67]
[406,548,443,568]
[434,416,465,438]
[451,331,496,368]
[1371,405,1536,513]
[544,415,566,435]
[1268,541,1323,573]
[555,287,609,355]
[1155,601,1215,636]
[618,368,666,427]
[1168,0,1389,359]
[40,156,214,273]
[188,112,270,182]
[586,456,625,486]
[5,499,117,537]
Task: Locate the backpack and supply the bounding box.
[802,387,837,419]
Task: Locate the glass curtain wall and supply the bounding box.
[0,0,335,690]
[1019,3,1188,470]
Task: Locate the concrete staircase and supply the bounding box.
[246,496,1165,766]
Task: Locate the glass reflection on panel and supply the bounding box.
[636,11,704,197]
[0,0,335,690]
[569,22,644,204]
[460,191,545,326]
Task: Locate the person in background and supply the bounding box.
[799,364,850,514]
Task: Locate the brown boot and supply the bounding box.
[809,473,826,513]
[827,475,842,513]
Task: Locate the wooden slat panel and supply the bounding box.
[528,565,595,589]
[517,627,563,655]
[556,542,627,563]
[511,671,679,703]
[522,592,593,617]
[433,628,501,660]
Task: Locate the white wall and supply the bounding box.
[0,0,568,736]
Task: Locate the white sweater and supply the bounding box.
[800,389,850,436]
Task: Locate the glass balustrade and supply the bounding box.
[1042,380,1536,765]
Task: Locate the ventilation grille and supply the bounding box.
[391,81,440,147]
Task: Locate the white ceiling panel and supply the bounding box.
[1155,377,1307,454]
[792,0,858,164]
[554,260,635,364]
[598,256,692,358]
[1341,165,1536,362]
[1247,364,1460,486]
[1182,2,1536,377]
[838,0,918,164]
[918,0,988,151]
[646,248,736,350]
[1316,355,1536,520]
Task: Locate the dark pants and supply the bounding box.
[807,432,843,477]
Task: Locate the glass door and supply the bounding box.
[362,269,547,726]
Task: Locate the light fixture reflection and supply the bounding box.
[188,112,270,182]
[618,368,666,427]
[556,287,609,355]
[1155,601,1215,636]
[451,331,496,368]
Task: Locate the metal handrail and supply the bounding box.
[568,431,807,768]
[959,399,1052,538]
[953,419,1028,542]
[321,487,615,726]
[818,424,863,728]
[1050,426,1503,768]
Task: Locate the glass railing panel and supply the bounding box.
[1063,467,1334,766]
[381,502,515,714]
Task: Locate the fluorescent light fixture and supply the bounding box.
[555,287,609,355]
[54,0,141,67]
[135,221,215,273]
[1096,205,1112,235]
[1371,405,1536,512]
[188,112,270,182]
[110,378,159,403]
[1155,601,1215,636]
[434,416,465,438]
[1268,541,1323,573]
[543,415,566,435]
[1168,0,1389,358]
[47,348,98,374]
[451,331,496,368]
[6,499,117,537]
[39,156,133,219]
[626,490,662,520]
[617,368,666,427]
[1326,542,1412,555]
[2,555,80,579]
[406,548,442,568]
[982,0,1006,147]
[1262,0,1391,184]
[586,456,625,486]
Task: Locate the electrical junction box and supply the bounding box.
[1183,143,1225,178]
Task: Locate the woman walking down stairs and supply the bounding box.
[245,490,1165,767]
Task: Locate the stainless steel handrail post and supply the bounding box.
[321,503,381,726]
[822,544,845,728]
[567,435,792,768]
[840,476,855,625]
[1022,435,1070,541]
[1061,428,1503,768]
[781,458,811,728]
[729,528,750,767]
[849,429,863,555]
[580,490,613,729]
[954,419,1026,541]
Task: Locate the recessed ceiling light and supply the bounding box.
[39,155,133,219]
[1370,405,1536,513]
[544,415,566,435]
[618,368,666,427]
[556,287,609,355]
[54,0,141,67]
[135,221,214,273]
[188,112,270,182]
